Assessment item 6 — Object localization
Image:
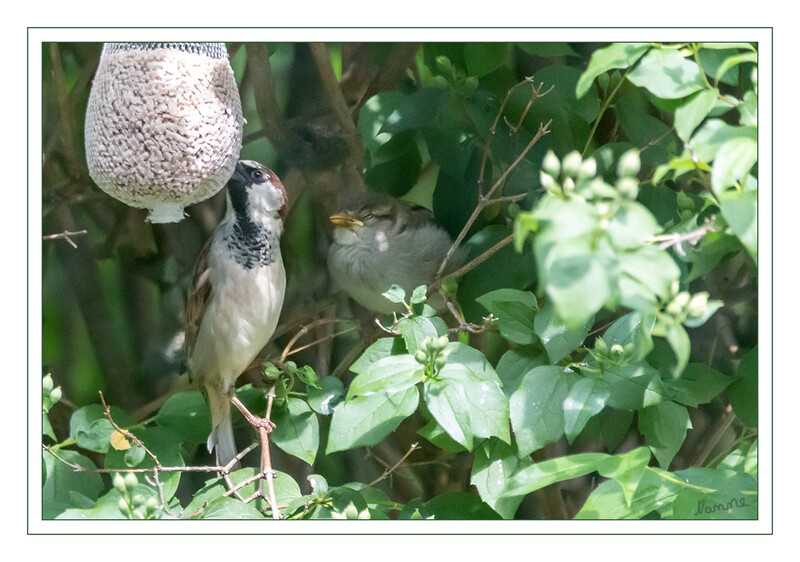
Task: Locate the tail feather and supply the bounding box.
[206,388,238,468]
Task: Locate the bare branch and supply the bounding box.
[367,442,420,488]
[649,218,719,256]
[42,229,88,249]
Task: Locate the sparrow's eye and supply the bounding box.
[252,170,265,180]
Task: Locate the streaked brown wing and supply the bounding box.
[183,237,214,370]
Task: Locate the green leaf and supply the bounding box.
[711,138,757,195]
[728,346,758,428]
[518,42,579,58]
[381,87,446,134]
[410,284,429,304]
[626,48,706,99]
[576,43,650,98]
[201,496,266,519]
[542,237,612,327]
[272,398,319,466]
[471,438,532,519]
[685,232,742,282]
[364,134,422,197]
[654,320,691,378]
[738,90,757,127]
[597,446,652,507]
[604,363,669,410]
[307,376,344,415]
[495,346,549,397]
[564,377,611,444]
[607,201,662,251]
[638,402,691,469]
[617,245,681,310]
[596,407,635,453]
[503,452,610,497]
[674,89,719,142]
[663,364,733,407]
[104,426,184,501]
[397,316,446,354]
[458,224,536,323]
[42,449,104,519]
[696,47,741,86]
[670,467,757,520]
[510,366,571,456]
[350,337,406,373]
[423,375,473,450]
[718,439,758,480]
[417,417,468,453]
[719,189,757,263]
[346,354,424,399]
[575,466,678,519]
[534,299,592,363]
[603,311,655,362]
[690,119,756,163]
[43,412,56,441]
[154,391,211,445]
[476,288,538,345]
[326,387,419,454]
[464,43,510,77]
[424,492,503,520]
[69,404,134,454]
[714,52,757,84]
[358,91,406,156]
[383,284,407,304]
[425,344,510,448]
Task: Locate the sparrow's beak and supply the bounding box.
[230,163,250,186]
[329,211,364,229]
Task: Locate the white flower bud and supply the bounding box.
[561,151,583,178]
[617,149,641,178]
[542,150,561,177]
[687,292,710,317]
[578,157,597,179]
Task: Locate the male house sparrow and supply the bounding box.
[327,191,459,314]
[183,160,288,467]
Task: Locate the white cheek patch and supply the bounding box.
[375,230,389,252]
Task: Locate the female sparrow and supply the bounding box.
[327,191,460,314]
[183,160,288,467]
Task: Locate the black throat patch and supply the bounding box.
[224,180,279,270]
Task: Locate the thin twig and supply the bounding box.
[43,446,229,475]
[367,442,420,488]
[279,317,351,363]
[445,300,496,334]
[42,229,88,249]
[259,385,281,519]
[98,392,183,517]
[649,218,718,256]
[436,119,552,281]
[284,327,358,357]
[692,405,737,468]
[448,233,516,280]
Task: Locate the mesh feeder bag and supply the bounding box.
[85,43,244,223]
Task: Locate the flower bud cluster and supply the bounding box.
[113,472,160,519]
[665,290,711,322]
[539,148,641,201]
[591,337,635,368]
[414,335,452,375]
[42,374,62,413]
